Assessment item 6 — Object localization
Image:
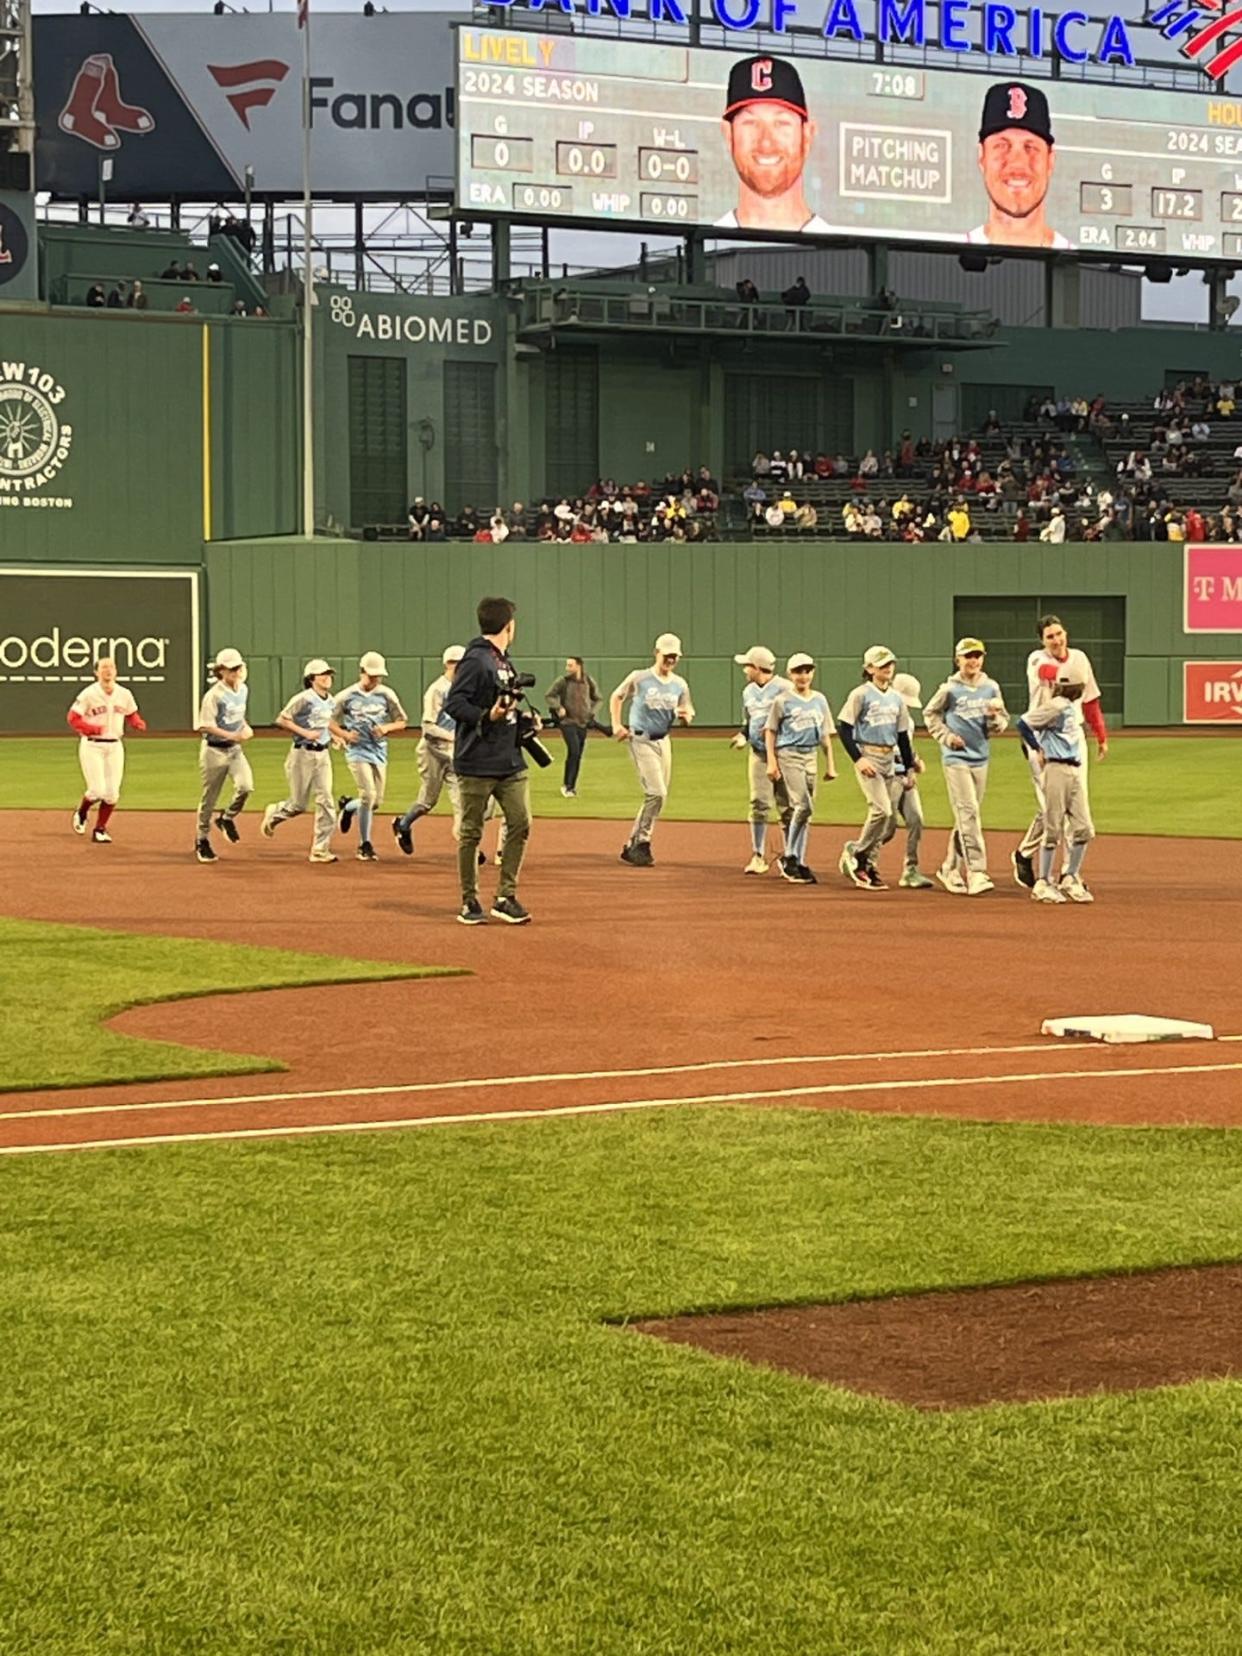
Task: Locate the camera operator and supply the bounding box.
[445,596,539,926]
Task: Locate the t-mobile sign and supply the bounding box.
[1184,545,1242,634]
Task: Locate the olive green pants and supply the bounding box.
[456,771,530,901]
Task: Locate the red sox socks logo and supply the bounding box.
[206,59,290,130]
[58,54,154,150]
[1154,0,1242,79]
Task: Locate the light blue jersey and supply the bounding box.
[621,669,690,738]
[279,688,334,748]
[334,682,406,765]
[923,673,1008,767]
[1019,698,1081,763]
[422,674,456,742]
[767,688,835,751]
[196,680,248,736]
[836,682,910,747]
[742,676,789,754]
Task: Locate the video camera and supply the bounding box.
[499,671,554,769]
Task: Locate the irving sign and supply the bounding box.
[1183,660,1242,721]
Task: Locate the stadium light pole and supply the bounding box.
[299,0,314,539]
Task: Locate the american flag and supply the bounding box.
[297,0,308,27]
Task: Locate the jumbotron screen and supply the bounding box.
[456,28,1242,258]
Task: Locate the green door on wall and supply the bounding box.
[953,596,1126,724]
[348,355,407,527]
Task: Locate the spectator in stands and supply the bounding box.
[764,500,786,530]
[127,204,150,229]
[736,277,760,305]
[251,306,270,319]
[508,503,528,541]
[1164,510,1186,543]
[982,409,1002,434]
[752,451,771,478]
[769,450,789,484]
[207,264,224,284]
[175,296,196,314]
[408,499,430,541]
[425,504,447,542]
[697,465,721,497]
[106,282,127,309]
[1217,386,1236,418]
[230,300,247,317]
[161,260,182,281]
[795,499,818,530]
[777,488,797,524]
[127,281,148,312]
[896,430,915,475]
[858,449,879,480]
[1039,506,1067,544]
[781,275,811,323]
[85,283,106,308]
[1013,508,1030,542]
[183,262,200,282]
[1190,416,1211,442]
[861,503,883,539]
[785,449,806,481]
[813,452,833,478]
[456,504,481,539]
[1185,505,1206,542]
[947,499,971,541]
[743,479,767,520]
[488,509,510,543]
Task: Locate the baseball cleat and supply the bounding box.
[195,838,218,863]
[839,842,871,888]
[91,828,112,844]
[966,872,995,896]
[457,898,487,925]
[898,868,935,889]
[490,896,532,925]
[1011,849,1036,890]
[862,864,888,890]
[71,809,88,836]
[337,795,355,836]
[1032,879,1067,904]
[214,813,241,844]
[560,786,576,798]
[620,840,654,867]
[1061,876,1095,903]
[780,855,802,883]
[356,841,378,862]
[261,805,279,838]
[743,855,769,876]
[477,850,487,867]
[796,864,818,884]
[391,816,414,856]
[307,849,338,864]
[936,866,967,895]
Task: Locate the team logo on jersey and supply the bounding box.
[0,362,75,510]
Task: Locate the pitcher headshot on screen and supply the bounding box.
[967,81,1072,250]
[717,54,831,235]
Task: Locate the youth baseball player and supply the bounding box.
[730,644,790,875]
[393,645,464,854]
[1012,614,1107,891]
[334,652,407,862]
[67,656,146,843]
[1018,664,1096,903]
[763,652,837,884]
[611,632,695,867]
[922,637,1010,896]
[878,673,934,889]
[261,659,341,863]
[835,645,916,890]
[193,646,253,863]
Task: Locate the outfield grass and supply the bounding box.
[0,918,458,1092]
[2,731,1237,837]
[2,1108,1241,1654]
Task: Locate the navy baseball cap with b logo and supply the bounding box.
[724,55,809,121]
[979,81,1054,144]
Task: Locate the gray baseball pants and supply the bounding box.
[268,748,335,853]
[749,749,791,825]
[1041,762,1095,850]
[629,734,672,844]
[1019,748,1092,858]
[942,762,989,875]
[852,755,899,859]
[879,775,923,869]
[196,743,253,839]
[776,750,817,861]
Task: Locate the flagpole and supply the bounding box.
[300,0,314,539]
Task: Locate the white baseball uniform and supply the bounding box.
[70,680,138,803]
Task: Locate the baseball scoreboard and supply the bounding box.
[457,28,1242,259]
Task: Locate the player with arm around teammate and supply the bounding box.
[261,659,342,864]
[193,647,253,863]
[67,656,147,844]
[922,637,1009,896]
[611,633,695,868]
[334,652,407,862]
[763,652,837,884]
[1012,614,1107,891]
[730,644,790,875]
[835,645,917,891]
[1017,665,1096,903]
[878,673,934,889]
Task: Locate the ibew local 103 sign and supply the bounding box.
[491,0,1140,68]
[1183,660,1242,721]
[1184,544,1242,633]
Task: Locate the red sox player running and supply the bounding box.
[67,656,147,843]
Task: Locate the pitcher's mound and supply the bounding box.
[631,1264,1242,1410]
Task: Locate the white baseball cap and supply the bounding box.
[303,658,333,677]
[359,651,387,675]
[214,647,244,670]
[891,672,922,708]
[786,652,815,673]
[655,632,683,655]
[443,645,465,665]
[863,645,896,670]
[734,645,776,671]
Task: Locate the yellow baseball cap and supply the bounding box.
[955,636,986,655]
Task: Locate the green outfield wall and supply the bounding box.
[204,539,1234,727]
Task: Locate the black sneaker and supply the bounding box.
[391,816,413,856]
[477,850,487,867]
[780,855,801,883]
[620,842,643,866]
[195,838,218,863]
[338,795,354,836]
[1011,849,1036,890]
[457,898,486,925]
[491,896,532,925]
[214,813,240,844]
[797,864,818,884]
[863,863,888,891]
[357,841,378,862]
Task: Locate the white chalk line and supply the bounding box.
[3,1057,1240,1158]
[0,1038,1219,1126]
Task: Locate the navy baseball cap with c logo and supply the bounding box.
[724,55,809,121]
[979,81,1054,144]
